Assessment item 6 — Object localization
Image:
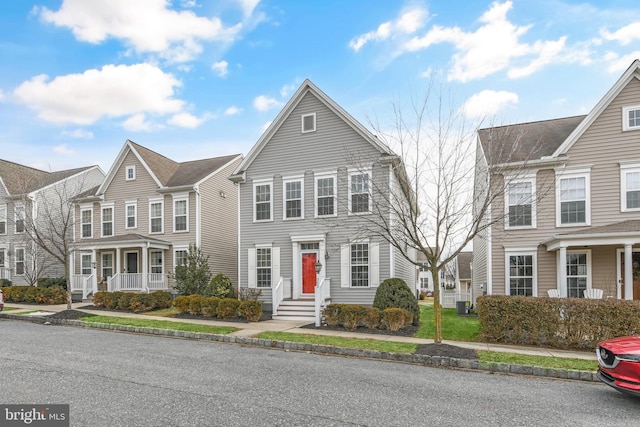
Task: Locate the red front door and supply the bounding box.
[302,253,317,294]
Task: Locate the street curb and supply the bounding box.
[0,313,598,382]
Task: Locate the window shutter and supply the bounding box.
[247,248,256,288]
[341,244,350,288]
[370,242,380,288]
[272,247,280,286]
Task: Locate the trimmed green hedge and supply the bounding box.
[477,295,640,349]
[1,285,66,304]
[172,294,263,322]
[322,303,413,331]
[92,291,172,313]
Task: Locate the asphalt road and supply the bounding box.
[1,320,639,426]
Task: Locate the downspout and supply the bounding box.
[195,185,201,247]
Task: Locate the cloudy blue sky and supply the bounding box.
[1,0,639,173]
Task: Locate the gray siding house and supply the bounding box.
[230,80,416,322]
[70,140,241,298]
[473,59,640,302]
[0,159,105,285]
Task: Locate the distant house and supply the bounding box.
[230,80,416,322]
[473,59,640,302]
[0,159,105,285]
[70,140,241,298]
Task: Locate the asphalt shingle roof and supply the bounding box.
[0,159,94,195]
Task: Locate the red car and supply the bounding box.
[597,336,640,397]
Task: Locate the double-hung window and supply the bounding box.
[81,207,92,238]
[283,178,303,220]
[505,250,536,296]
[506,176,535,228]
[173,195,188,232]
[315,173,336,217]
[0,205,6,235]
[101,205,113,237]
[149,199,164,233]
[125,166,136,180]
[623,106,640,131]
[15,205,25,233]
[81,254,92,275]
[349,170,371,214]
[174,247,188,269]
[150,251,163,274]
[125,201,137,229]
[566,252,589,298]
[253,181,272,222]
[351,242,369,287]
[256,247,272,288]
[620,163,640,211]
[556,169,590,226]
[15,248,25,275]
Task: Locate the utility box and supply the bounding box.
[456,301,469,315]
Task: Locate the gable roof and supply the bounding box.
[97,139,241,196]
[553,59,640,156]
[478,115,585,166]
[231,79,394,179]
[0,159,97,196]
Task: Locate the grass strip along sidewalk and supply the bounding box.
[81,314,237,335]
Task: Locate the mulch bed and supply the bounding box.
[300,322,419,337]
[48,309,88,320]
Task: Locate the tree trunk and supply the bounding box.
[431,268,442,343]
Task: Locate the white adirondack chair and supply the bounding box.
[547,289,560,298]
[583,288,604,299]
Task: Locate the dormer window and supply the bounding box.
[623,106,640,131]
[302,113,316,133]
[125,166,136,180]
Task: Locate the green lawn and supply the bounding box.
[1,307,19,312]
[414,305,481,341]
[257,331,418,354]
[479,351,598,371]
[81,314,237,334]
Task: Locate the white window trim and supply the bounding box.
[172,193,189,233]
[314,172,337,218]
[125,200,137,230]
[283,176,304,221]
[81,253,92,275]
[150,250,164,274]
[253,179,273,223]
[620,162,640,212]
[80,205,93,239]
[301,113,316,133]
[149,198,164,234]
[15,247,25,276]
[125,165,136,181]
[0,204,6,235]
[565,249,592,298]
[504,174,537,229]
[504,249,538,297]
[14,204,25,234]
[622,105,640,132]
[100,202,114,238]
[173,245,189,270]
[348,168,372,215]
[253,244,275,289]
[555,167,591,227]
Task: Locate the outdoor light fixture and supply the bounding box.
[91,261,96,269]
[315,259,322,274]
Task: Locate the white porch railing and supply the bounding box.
[82,274,96,300]
[0,267,11,280]
[314,278,331,327]
[441,291,471,309]
[107,272,167,292]
[272,277,284,316]
[71,274,89,292]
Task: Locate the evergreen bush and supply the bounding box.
[373,278,420,325]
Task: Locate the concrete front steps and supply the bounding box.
[272,298,319,322]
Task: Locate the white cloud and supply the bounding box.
[253,95,283,112]
[38,0,244,63]
[261,120,272,133]
[349,6,428,52]
[212,60,229,77]
[122,113,154,131]
[13,63,184,125]
[62,129,94,139]
[404,1,583,82]
[238,0,260,17]
[601,22,640,46]
[460,89,518,119]
[224,106,242,116]
[168,112,204,128]
[53,144,75,155]
[280,82,297,98]
[604,51,640,73]
[0,89,4,101]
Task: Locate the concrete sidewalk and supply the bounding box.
[1,302,596,361]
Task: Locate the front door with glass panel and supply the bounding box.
[300,243,319,295]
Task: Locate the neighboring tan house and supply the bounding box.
[230,80,416,322]
[473,59,640,302]
[0,159,105,285]
[70,140,242,298]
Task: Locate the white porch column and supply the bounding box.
[69,249,75,287]
[624,244,633,300]
[558,247,567,298]
[142,245,148,291]
[92,249,98,292]
[116,248,121,274]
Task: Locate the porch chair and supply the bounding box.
[547,289,560,298]
[583,288,604,299]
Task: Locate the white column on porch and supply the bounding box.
[142,245,148,291]
[558,246,567,298]
[624,244,633,300]
[116,248,121,274]
[92,249,98,292]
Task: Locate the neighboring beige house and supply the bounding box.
[70,140,242,298]
[0,159,105,285]
[473,59,640,302]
